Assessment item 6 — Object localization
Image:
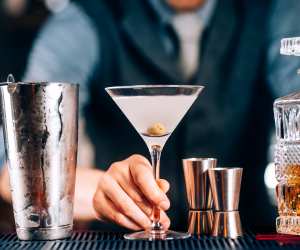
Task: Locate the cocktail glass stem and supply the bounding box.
[106,85,204,240]
[150,145,164,235]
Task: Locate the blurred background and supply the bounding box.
[0,0,71,82]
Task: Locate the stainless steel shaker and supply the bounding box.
[0,81,78,240]
[182,158,217,235]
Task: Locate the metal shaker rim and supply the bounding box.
[182,157,217,163]
[182,158,217,171]
[0,81,79,87]
[210,167,243,171]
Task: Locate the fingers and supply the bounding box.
[93,154,171,231]
[128,156,170,210]
[160,210,171,230]
[117,177,153,217]
[126,154,151,166]
[94,189,170,230]
[98,173,151,229]
[115,172,169,220]
[107,159,153,217]
[157,179,170,193]
[108,160,145,203]
[93,191,141,230]
[117,177,171,230]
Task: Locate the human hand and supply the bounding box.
[93,154,170,230]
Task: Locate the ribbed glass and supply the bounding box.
[274,91,300,235]
[280,37,300,56]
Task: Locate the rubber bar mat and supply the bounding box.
[0,231,298,250]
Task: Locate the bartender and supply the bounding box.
[0,0,300,231]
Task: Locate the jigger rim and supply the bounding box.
[209,167,242,171]
[182,157,217,162]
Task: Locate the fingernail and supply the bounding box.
[159,200,170,210]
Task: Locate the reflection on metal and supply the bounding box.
[208,168,242,211]
[211,211,243,238]
[182,158,217,235]
[0,81,78,240]
[208,168,243,238]
[188,210,213,235]
[182,158,217,210]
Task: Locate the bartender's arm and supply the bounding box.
[0,2,170,230]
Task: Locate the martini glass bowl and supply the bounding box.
[106,85,204,240]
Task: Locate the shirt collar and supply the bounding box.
[148,0,217,28]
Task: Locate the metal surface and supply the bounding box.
[182,158,217,210]
[188,210,214,235]
[208,168,243,211]
[0,231,298,250]
[212,211,243,239]
[0,82,79,240]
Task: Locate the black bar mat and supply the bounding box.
[0,231,298,250]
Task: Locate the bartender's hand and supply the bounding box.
[93,154,171,230]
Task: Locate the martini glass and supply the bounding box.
[105,85,204,240]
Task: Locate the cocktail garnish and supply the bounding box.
[147,123,166,136]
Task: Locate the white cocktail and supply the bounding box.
[106,85,204,240]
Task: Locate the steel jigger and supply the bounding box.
[182,158,217,235]
[208,167,243,239]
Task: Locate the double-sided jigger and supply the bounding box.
[208,167,243,238]
[182,158,217,235]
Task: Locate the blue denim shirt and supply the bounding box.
[1,0,300,171]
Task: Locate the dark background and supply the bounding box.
[0,0,51,82]
[0,0,56,232]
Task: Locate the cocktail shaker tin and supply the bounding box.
[0,81,79,240]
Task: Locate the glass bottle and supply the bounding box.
[274,37,300,235]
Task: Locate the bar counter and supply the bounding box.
[0,231,298,250]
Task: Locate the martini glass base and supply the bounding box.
[124,230,191,240]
